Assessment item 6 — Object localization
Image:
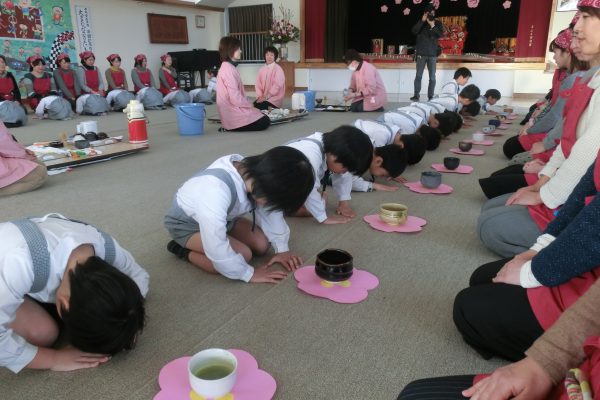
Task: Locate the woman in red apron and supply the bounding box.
[22,55,56,110]
[0,55,26,127]
[52,53,80,111]
[130,54,165,110]
[157,53,190,106]
[74,51,110,115]
[104,54,134,111]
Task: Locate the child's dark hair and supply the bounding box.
[400,134,426,165]
[418,126,442,150]
[459,84,481,101]
[485,89,501,100]
[454,67,472,79]
[375,145,407,178]
[264,46,278,61]
[61,256,145,355]
[323,125,373,175]
[461,101,481,117]
[433,112,456,137]
[241,146,314,214]
[343,49,363,64]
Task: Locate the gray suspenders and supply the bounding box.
[388,110,419,129]
[370,120,395,144]
[11,216,117,293]
[193,168,238,214]
[285,137,328,191]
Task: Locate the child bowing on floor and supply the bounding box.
[165,147,314,283]
[285,125,373,223]
[0,213,148,373]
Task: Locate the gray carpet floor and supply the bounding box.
[0,102,521,399]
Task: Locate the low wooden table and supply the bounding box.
[41,141,149,170]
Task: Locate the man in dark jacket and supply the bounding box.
[410,7,444,101]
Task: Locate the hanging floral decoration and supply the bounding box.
[467,0,480,8]
[381,4,389,12]
[502,0,512,9]
[267,5,300,44]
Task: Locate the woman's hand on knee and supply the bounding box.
[266,251,302,271]
[462,357,552,400]
[492,258,526,285]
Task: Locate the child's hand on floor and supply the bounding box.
[336,201,356,218]
[41,347,110,371]
[391,176,408,184]
[372,182,399,192]
[322,215,351,224]
[266,251,303,271]
[250,265,288,283]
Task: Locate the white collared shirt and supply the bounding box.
[176,155,290,281]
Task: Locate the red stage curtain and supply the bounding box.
[305,0,326,60]
[515,0,552,57]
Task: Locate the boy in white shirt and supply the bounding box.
[286,126,373,224]
[0,214,149,373]
[165,147,314,283]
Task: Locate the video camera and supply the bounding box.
[425,3,436,21]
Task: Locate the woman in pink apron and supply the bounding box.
[216,36,270,131]
[253,46,285,110]
[343,49,387,112]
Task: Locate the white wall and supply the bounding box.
[70,0,224,86]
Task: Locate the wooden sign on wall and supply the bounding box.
[147,13,189,44]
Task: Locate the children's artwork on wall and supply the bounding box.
[0,0,75,80]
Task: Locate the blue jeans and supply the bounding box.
[413,55,437,99]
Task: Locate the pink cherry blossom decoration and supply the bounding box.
[381,5,389,12]
[294,266,379,304]
[432,0,440,9]
[467,0,480,8]
[363,214,427,233]
[395,0,402,4]
[413,0,422,4]
[503,1,512,9]
[154,350,276,400]
[403,7,411,15]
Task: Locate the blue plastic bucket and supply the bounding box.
[175,103,205,136]
[298,90,316,112]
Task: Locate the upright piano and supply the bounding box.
[169,49,221,89]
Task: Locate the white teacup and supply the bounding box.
[188,349,238,398]
[472,132,485,142]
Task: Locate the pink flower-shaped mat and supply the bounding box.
[431,163,473,174]
[484,131,504,137]
[450,148,485,156]
[154,350,276,400]
[464,139,494,146]
[403,181,453,194]
[363,214,427,233]
[294,266,379,304]
[498,124,509,130]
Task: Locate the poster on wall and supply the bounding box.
[74,5,93,51]
[0,0,75,80]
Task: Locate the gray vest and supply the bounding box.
[11,215,116,293]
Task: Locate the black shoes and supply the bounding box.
[167,240,191,261]
[410,95,420,102]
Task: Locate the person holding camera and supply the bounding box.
[410,5,444,102]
